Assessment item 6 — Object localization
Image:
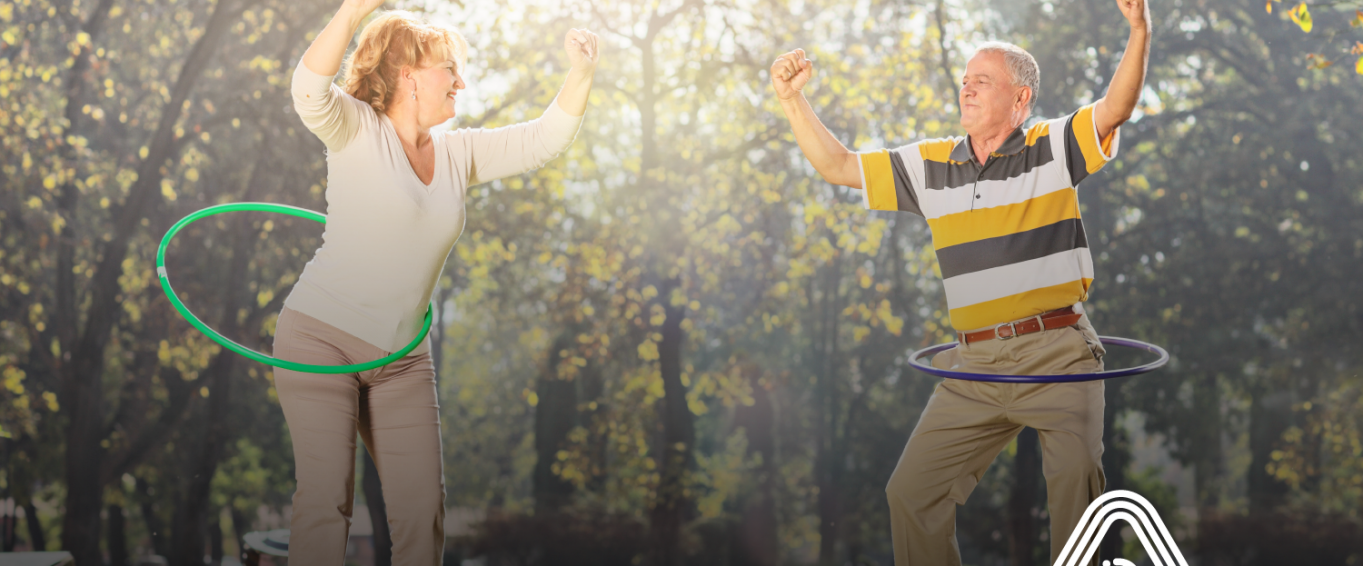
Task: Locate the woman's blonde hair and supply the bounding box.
[343,11,468,113]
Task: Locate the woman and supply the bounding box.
[272,1,597,563]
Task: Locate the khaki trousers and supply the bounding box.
[272,307,445,566]
[887,313,1107,566]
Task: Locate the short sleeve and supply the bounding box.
[857,147,923,217]
[1062,103,1120,186]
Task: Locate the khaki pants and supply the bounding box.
[272,307,445,566]
[887,313,1107,566]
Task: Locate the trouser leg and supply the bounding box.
[1004,315,1107,565]
[899,309,1106,566]
[359,341,445,566]
[271,308,364,566]
[1009,378,1106,566]
[886,379,1021,565]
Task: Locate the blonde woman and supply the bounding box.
[273,0,597,563]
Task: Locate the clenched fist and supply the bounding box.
[1116,0,1150,30]
[565,28,600,73]
[771,48,814,101]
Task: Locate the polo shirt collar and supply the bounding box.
[953,125,1027,165]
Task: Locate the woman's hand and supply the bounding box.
[554,29,598,116]
[564,29,600,74]
[303,0,384,76]
[345,0,386,19]
[771,48,813,101]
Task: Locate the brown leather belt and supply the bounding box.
[958,306,1083,345]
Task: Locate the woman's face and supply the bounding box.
[412,53,465,126]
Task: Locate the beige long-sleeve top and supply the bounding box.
[284,62,582,354]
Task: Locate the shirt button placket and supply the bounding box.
[971,161,987,210]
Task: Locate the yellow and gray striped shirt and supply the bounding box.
[858,103,1118,331]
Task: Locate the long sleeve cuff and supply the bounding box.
[541,96,585,146]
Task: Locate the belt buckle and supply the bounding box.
[994,321,1017,340]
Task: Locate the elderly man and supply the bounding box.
[771,0,1150,564]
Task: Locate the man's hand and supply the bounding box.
[1116,0,1151,32]
[565,29,600,74]
[771,49,814,101]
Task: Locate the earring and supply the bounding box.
[411,91,416,101]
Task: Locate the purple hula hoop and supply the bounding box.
[907,336,1169,383]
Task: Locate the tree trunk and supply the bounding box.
[108,504,130,566]
[53,9,118,555]
[1190,373,1223,524]
[24,502,45,552]
[534,333,578,514]
[363,448,392,566]
[61,364,108,566]
[732,367,778,566]
[814,258,844,566]
[2,505,15,552]
[168,358,237,566]
[1247,383,1292,513]
[1008,428,1041,566]
[579,362,608,493]
[57,1,244,561]
[209,513,224,566]
[648,281,694,566]
[136,476,169,557]
[231,506,250,564]
[169,261,245,566]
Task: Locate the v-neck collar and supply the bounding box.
[379,113,441,190]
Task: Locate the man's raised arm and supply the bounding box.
[1094,0,1152,140]
[772,49,863,189]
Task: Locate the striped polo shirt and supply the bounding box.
[858,103,1118,331]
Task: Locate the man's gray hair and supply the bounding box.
[972,41,1040,115]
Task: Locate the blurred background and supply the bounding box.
[1,0,1361,564]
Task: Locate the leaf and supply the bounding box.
[1288,3,1313,33]
[1305,54,1333,70]
[1266,1,1273,13]
[1305,53,1333,70]
[1357,56,1363,75]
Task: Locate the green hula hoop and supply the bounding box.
[156,202,433,374]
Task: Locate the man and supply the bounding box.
[770,0,1151,564]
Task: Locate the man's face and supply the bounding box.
[959,52,1027,135]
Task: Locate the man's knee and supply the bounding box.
[1045,455,1105,490]
[886,464,954,513]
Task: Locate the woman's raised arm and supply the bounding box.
[553,28,599,117]
[293,0,384,152]
[302,0,385,76]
